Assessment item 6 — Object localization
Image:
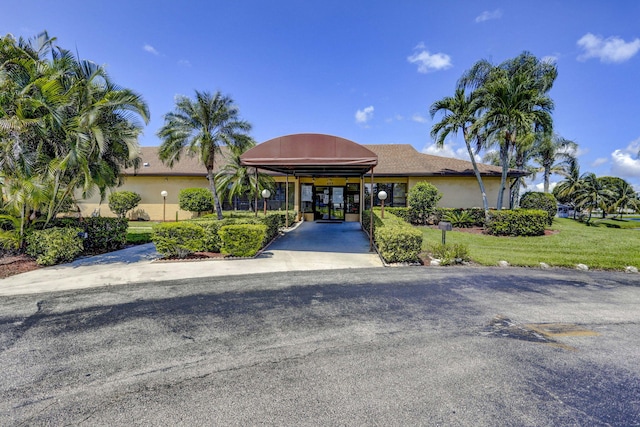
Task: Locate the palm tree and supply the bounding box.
[157,91,252,220]
[573,173,615,223]
[1,31,149,229]
[553,158,582,219]
[215,143,274,211]
[533,133,578,193]
[430,88,490,219]
[599,177,639,217]
[460,52,556,209]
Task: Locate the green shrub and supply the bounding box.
[219,224,266,257]
[82,217,128,252]
[365,209,422,263]
[179,188,214,216]
[435,208,485,227]
[386,207,411,222]
[429,242,470,266]
[407,182,442,225]
[375,224,422,263]
[108,191,142,218]
[486,210,547,236]
[51,217,128,253]
[520,192,557,225]
[26,227,84,266]
[152,222,205,258]
[197,220,224,252]
[262,213,282,244]
[442,210,475,228]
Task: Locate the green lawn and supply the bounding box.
[420,218,640,270]
[127,221,159,244]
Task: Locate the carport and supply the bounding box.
[240,133,378,249]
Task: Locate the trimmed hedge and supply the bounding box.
[219,224,266,257]
[485,209,548,236]
[386,206,486,227]
[52,217,128,253]
[520,192,557,225]
[26,227,84,266]
[364,209,422,263]
[152,222,205,258]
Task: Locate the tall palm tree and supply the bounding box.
[430,88,490,219]
[533,133,578,193]
[215,143,274,211]
[460,52,556,209]
[157,91,252,220]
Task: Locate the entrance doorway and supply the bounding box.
[314,186,345,221]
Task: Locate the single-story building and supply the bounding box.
[78,133,521,222]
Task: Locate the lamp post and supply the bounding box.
[161,190,168,222]
[378,190,388,218]
[261,188,271,216]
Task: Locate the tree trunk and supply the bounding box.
[207,168,223,220]
[543,165,551,193]
[497,142,509,210]
[463,129,489,222]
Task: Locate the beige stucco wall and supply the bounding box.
[77,175,211,221]
[408,176,508,209]
[76,174,509,221]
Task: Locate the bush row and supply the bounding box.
[363,209,422,263]
[24,217,129,266]
[152,212,291,258]
[485,210,548,236]
[386,207,486,227]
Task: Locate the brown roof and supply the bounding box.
[127,141,514,178]
[364,144,505,177]
[123,147,229,176]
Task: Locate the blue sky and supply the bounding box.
[3,1,640,191]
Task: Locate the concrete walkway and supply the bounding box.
[0,221,383,296]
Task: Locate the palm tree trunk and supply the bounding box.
[543,165,551,193]
[207,168,223,220]
[463,130,489,222]
[497,143,509,210]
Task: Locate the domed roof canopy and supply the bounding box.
[240,133,378,176]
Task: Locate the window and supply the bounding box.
[364,183,407,209]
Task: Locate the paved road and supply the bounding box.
[1,267,640,426]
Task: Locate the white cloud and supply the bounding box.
[422,142,479,162]
[591,157,609,167]
[531,181,558,192]
[475,9,503,23]
[143,44,160,55]
[355,106,374,124]
[407,44,452,73]
[610,139,640,178]
[411,113,428,124]
[577,33,640,63]
[177,59,191,67]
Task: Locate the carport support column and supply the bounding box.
[369,167,374,252]
[254,168,259,217]
[285,174,289,227]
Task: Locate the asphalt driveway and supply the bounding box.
[1,267,639,425]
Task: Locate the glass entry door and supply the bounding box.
[314,186,345,220]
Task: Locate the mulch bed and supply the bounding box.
[0,254,41,279]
